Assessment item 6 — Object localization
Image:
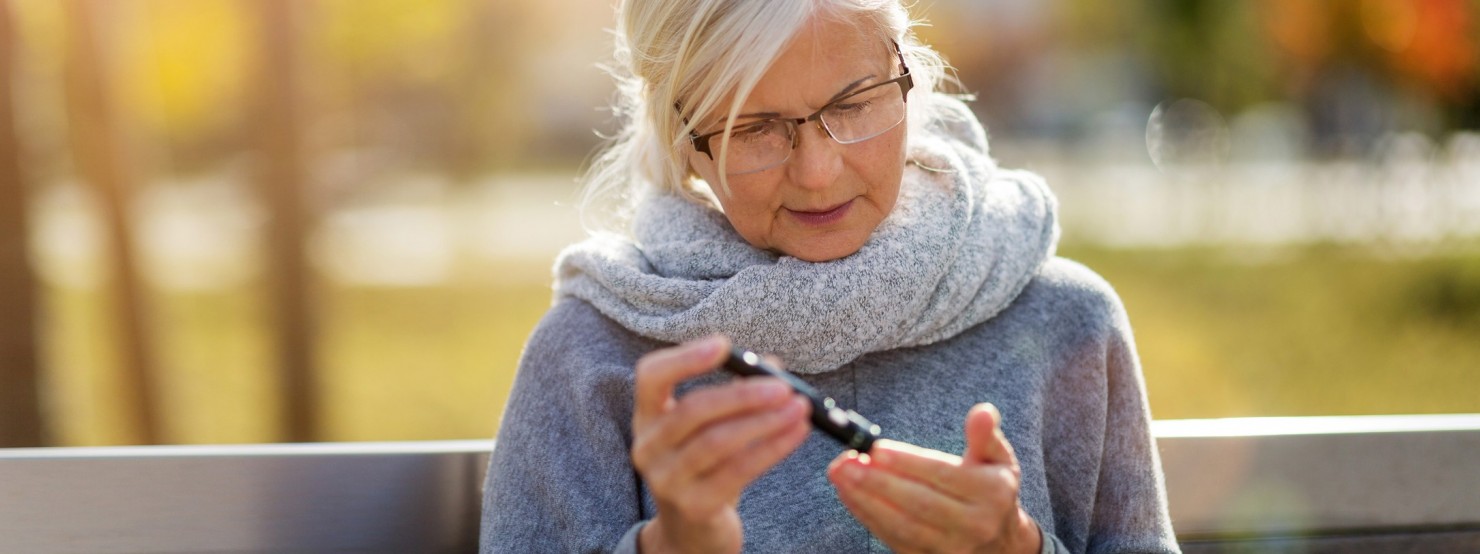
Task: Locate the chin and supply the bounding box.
[782,236,868,263]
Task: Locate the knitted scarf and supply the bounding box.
[553,97,1059,373]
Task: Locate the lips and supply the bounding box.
[786,199,854,226]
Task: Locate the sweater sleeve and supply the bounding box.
[1086,298,1181,554]
[479,300,650,553]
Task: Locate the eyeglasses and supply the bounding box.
[687,44,914,175]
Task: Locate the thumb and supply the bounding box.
[964,403,1015,465]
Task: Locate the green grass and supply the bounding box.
[1066,244,1480,420]
[39,245,1480,446]
[44,279,554,445]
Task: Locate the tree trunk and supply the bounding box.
[0,0,45,447]
[62,0,161,445]
[254,0,318,442]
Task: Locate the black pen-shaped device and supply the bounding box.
[723,346,881,453]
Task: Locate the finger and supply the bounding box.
[867,440,979,503]
[664,395,809,486]
[831,453,1025,550]
[964,403,1017,466]
[645,376,794,452]
[698,410,812,501]
[632,377,794,480]
[836,451,967,532]
[633,335,730,425]
[830,456,947,550]
[863,442,1027,521]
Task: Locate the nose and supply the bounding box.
[786,120,844,191]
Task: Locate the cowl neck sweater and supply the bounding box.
[553,96,1059,373]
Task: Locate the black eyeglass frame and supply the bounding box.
[684,42,915,162]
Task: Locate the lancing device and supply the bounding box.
[723,346,882,453]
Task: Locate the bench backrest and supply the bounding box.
[2,415,1478,553]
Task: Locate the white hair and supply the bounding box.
[580,0,963,233]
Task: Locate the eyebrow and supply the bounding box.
[727,74,879,122]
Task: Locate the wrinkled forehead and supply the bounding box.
[782,16,894,81]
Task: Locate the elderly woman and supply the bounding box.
[481,0,1178,552]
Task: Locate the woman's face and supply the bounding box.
[687,15,907,263]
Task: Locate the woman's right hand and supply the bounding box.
[632,334,812,554]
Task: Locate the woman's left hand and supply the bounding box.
[827,403,1042,554]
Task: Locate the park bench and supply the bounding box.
[2,414,1477,553]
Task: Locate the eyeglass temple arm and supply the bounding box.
[892,40,908,76]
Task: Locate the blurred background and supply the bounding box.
[0,0,1476,447]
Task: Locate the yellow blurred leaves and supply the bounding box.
[125,0,249,139]
[11,0,248,140]
[9,0,475,143]
[318,0,463,84]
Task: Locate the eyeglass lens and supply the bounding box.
[716,81,907,175]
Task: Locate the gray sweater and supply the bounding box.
[480,256,1180,553]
